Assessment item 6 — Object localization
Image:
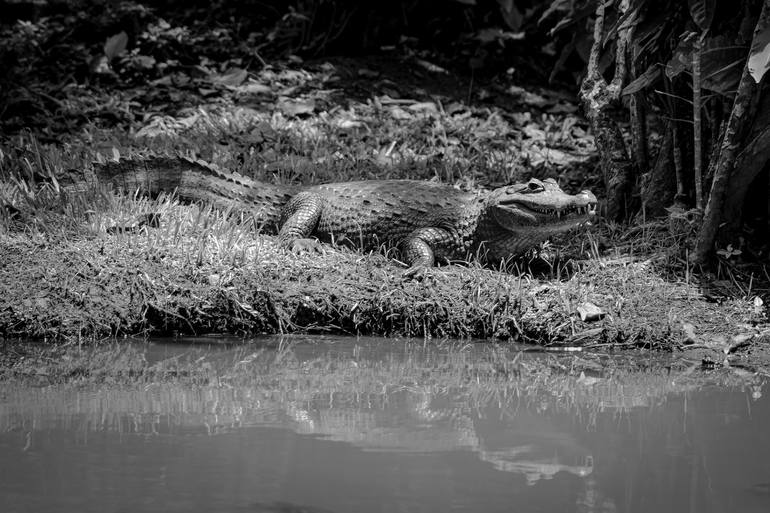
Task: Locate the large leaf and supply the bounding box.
[701,37,747,94]
[632,7,669,64]
[688,0,715,31]
[666,35,747,95]
[748,16,770,83]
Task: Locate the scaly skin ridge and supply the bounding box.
[83,154,596,268]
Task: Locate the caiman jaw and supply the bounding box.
[513,201,596,222]
[491,178,597,233]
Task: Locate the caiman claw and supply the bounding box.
[401,264,435,282]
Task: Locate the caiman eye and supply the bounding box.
[523,181,544,193]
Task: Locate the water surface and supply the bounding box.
[0,337,768,513]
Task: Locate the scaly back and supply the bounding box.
[301,180,483,250]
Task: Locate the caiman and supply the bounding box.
[81,155,597,273]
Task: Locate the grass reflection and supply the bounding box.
[0,338,764,438]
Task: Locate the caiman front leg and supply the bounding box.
[278,191,325,253]
[400,227,456,279]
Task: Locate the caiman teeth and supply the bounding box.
[527,204,594,216]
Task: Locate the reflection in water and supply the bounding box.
[0,338,768,513]
[480,446,593,485]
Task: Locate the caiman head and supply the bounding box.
[480,177,597,259]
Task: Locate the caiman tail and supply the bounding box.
[89,155,296,224]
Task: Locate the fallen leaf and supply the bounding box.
[445,102,466,115]
[198,88,218,97]
[415,59,448,74]
[337,118,363,129]
[89,55,111,74]
[238,82,272,94]
[211,68,248,87]
[131,55,156,70]
[151,75,174,86]
[277,97,316,117]
[388,107,412,120]
[408,101,438,113]
[104,32,128,60]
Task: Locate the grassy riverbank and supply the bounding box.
[1,179,765,353]
[1,133,768,352]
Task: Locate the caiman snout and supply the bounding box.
[491,179,598,229]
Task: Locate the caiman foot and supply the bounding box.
[401,264,436,281]
[106,212,162,234]
[282,237,325,255]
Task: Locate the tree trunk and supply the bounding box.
[720,125,770,237]
[692,1,768,264]
[641,123,676,218]
[692,35,705,210]
[630,94,649,174]
[579,1,634,221]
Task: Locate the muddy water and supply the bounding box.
[0,338,769,513]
